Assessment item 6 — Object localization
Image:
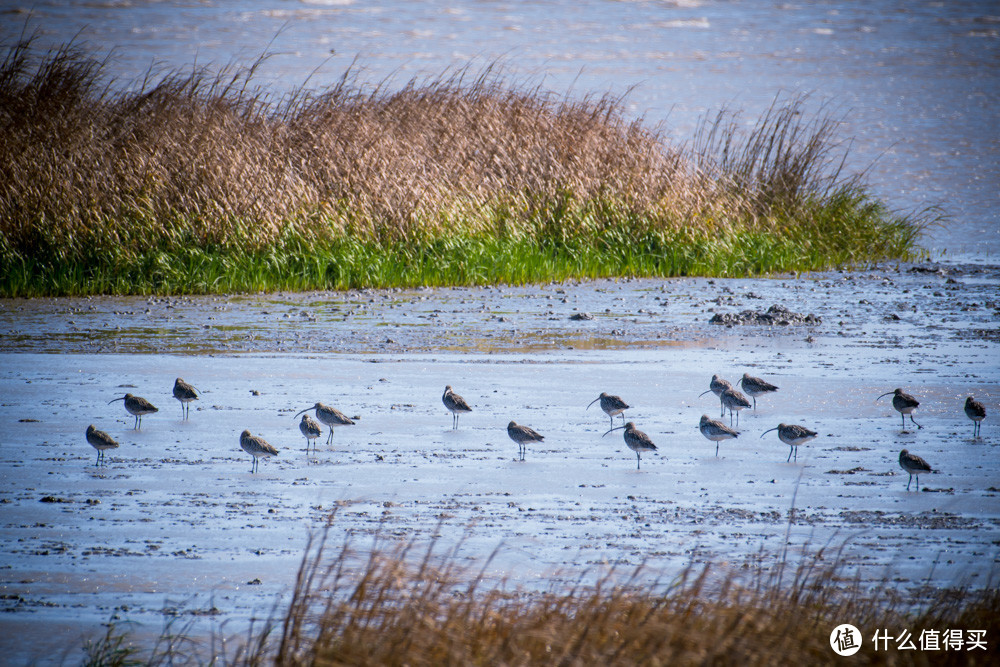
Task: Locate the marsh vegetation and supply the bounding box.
[84,520,998,666]
[0,37,927,297]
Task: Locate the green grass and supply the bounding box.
[0,190,923,297]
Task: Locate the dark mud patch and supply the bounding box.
[709,303,821,326]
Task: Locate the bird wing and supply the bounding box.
[787,424,817,439]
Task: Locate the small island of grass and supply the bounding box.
[0,39,929,297]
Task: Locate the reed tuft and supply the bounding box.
[0,37,930,296]
[81,518,998,665]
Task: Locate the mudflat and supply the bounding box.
[1,261,998,664]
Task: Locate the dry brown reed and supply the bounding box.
[258,520,997,666]
[0,37,691,252]
[2,37,906,245]
[1,36,926,295]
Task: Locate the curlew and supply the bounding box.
[85,424,118,466]
[760,423,817,462]
[587,392,630,430]
[720,387,752,427]
[442,386,473,429]
[299,413,322,452]
[699,375,733,418]
[876,388,922,431]
[295,403,355,444]
[172,378,199,420]
[604,421,657,470]
[964,396,986,437]
[507,421,544,461]
[899,449,932,491]
[108,393,158,430]
[737,373,778,410]
[699,414,739,457]
[240,430,278,473]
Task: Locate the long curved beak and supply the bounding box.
[603,426,624,437]
[293,407,311,418]
[107,397,124,404]
[875,392,893,402]
[698,390,712,397]
[760,427,778,439]
[586,397,599,410]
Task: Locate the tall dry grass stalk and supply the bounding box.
[0,36,928,295]
[78,513,997,665]
[260,521,996,666]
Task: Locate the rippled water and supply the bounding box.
[3,0,998,257]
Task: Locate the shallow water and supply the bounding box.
[1,262,998,663]
[2,0,998,257]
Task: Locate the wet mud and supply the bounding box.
[1,260,998,663]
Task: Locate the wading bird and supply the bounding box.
[295,403,355,444]
[876,388,921,431]
[172,378,199,420]
[240,430,278,473]
[964,396,986,437]
[442,386,473,429]
[299,413,322,452]
[108,393,158,430]
[699,414,739,457]
[720,387,752,427]
[86,425,118,466]
[699,375,732,418]
[737,373,778,410]
[760,423,817,462]
[587,392,630,429]
[603,421,657,469]
[507,421,544,461]
[899,449,932,491]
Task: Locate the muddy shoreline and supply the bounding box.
[2,261,998,357]
[1,260,998,664]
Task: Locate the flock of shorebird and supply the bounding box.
[84,374,988,490]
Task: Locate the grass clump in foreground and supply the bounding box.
[1,37,930,297]
[82,520,997,666]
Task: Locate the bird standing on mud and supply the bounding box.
[442,386,472,429]
[699,375,733,418]
[295,402,355,445]
[587,392,630,430]
[899,449,932,491]
[964,396,986,437]
[699,414,739,456]
[172,378,199,420]
[720,387,752,427]
[240,430,278,473]
[108,393,158,430]
[299,413,322,451]
[876,388,921,431]
[760,423,817,462]
[604,421,657,469]
[86,424,119,466]
[737,373,778,410]
[507,421,544,461]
